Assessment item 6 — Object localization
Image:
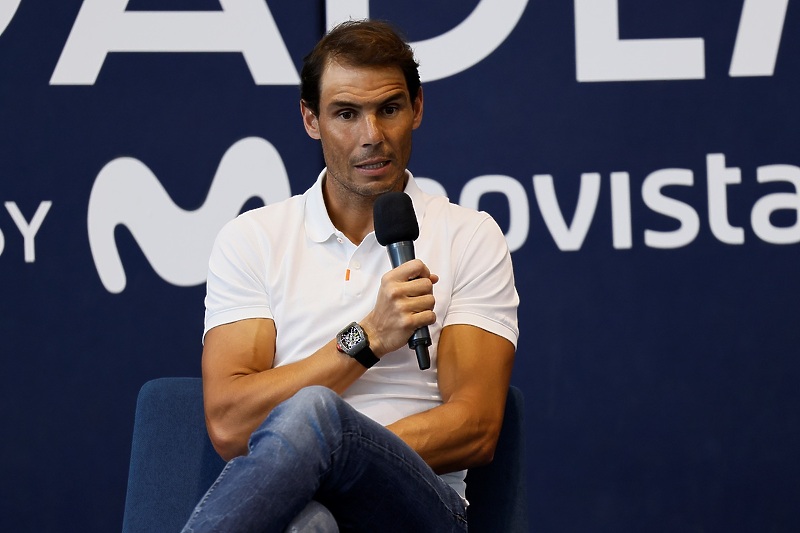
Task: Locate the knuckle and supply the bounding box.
[385,284,403,300]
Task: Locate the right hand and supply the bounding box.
[360,259,439,358]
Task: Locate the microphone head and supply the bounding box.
[373,192,419,245]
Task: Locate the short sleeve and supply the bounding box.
[443,215,520,347]
[203,216,273,341]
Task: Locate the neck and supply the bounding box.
[321,170,408,245]
[322,182,375,246]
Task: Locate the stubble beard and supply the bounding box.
[325,147,410,203]
[325,167,406,211]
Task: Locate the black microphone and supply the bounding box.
[373,191,431,370]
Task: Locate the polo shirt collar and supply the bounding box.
[304,168,427,243]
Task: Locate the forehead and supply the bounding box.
[319,60,409,104]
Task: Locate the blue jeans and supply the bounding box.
[181,386,468,533]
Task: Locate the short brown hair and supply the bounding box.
[300,20,421,116]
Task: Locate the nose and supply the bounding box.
[361,114,384,146]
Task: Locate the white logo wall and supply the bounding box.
[1,0,796,292]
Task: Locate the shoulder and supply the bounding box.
[209,194,307,270]
[217,194,305,242]
[419,192,503,244]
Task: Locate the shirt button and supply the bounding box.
[352,261,361,270]
[337,237,343,244]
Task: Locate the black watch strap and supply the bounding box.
[351,346,379,369]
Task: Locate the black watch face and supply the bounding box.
[340,326,364,351]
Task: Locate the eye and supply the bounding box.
[338,110,355,120]
[383,105,399,116]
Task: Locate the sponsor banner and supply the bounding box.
[1,1,798,530]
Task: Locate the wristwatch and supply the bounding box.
[336,322,379,368]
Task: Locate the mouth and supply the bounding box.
[354,159,391,171]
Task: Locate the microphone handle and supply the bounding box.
[386,242,432,370]
[386,240,415,268]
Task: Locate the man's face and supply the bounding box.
[301,60,423,201]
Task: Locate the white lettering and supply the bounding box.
[459,175,530,252]
[642,169,700,249]
[50,0,297,85]
[429,157,800,251]
[533,173,600,251]
[730,0,789,77]
[751,164,800,244]
[610,171,632,249]
[70,146,800,289]
[574,0,705,82]
[44,0,790,86]
[707,154,745,244]
[327,0,528,83]
[0,0,21,36]
[326,0,370,29]
[5,201,53,263]
[411,0,528,82]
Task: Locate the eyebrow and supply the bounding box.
[327,91,408,111]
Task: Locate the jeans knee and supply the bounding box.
[249,386,346,457]
[292,385,339,406]
[286,386,343,419]
[254,387,343,440]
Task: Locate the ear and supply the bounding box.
[300,100,321,140]
[412,87,424,130]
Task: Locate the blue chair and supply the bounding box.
[122,378,528,532]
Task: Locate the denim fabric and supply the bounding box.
[284,501,338,532]
[181,386,467,533]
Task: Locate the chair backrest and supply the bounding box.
[122,378,528,532]
[122,378,225,533]
[465,385,529,532]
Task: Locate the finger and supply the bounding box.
[402,277,435,297]
[389,259,437,282]
[409,309,437,329]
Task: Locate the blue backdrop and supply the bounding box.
[2,1,799,531]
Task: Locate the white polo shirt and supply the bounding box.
[204,169,519,498]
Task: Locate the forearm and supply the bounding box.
[386,397,503,474]
[203,339,366,460]
[390,325,516,473]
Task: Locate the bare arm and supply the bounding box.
[386,324,515,473]
[202,259,439,461]
[201,319,366,460]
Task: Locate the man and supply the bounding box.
[182,20,519,532]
